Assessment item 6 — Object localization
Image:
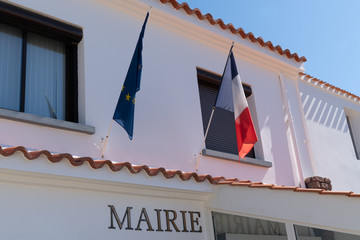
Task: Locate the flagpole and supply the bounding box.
[195,41,235,171]
[195,107,215,171]
[101,120,114,159]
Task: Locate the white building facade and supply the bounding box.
[0,0,360,239]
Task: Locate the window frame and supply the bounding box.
[197,67,271,168]
[345,110,360,160]
[0,1,82,122]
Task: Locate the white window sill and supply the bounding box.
[202,149,272,168]
[0,108,95,135]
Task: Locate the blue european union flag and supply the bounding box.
[113,12,149,140]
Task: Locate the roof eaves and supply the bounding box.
[300,72,360,103]
[2,145,360,199]
[158,0,307,63]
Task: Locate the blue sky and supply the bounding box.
[182,0,360,96]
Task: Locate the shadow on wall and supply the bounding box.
[301,93,349,133]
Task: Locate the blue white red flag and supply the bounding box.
[215,47,258,159]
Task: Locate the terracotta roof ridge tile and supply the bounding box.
[0,146,222,184]
[217,181,236,185]
[249,183,275,188]
[159,0,306,62]
[293,188,324,193]
[319,191,354,196]
[2,145,360,200]
[348,192,360,197]
[300,72,360,103]
[269,185,298,190]
[229,182,252,186]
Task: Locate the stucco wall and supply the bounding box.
[0,164,209,240]
[0,0,314,187]
[298,80,360,191]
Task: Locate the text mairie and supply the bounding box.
[108,205,202,233]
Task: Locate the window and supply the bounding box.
[0,1,82,122]
[344,108,360,160]
[197,67,256,158]
[212,211,360,240]
[294,224,360,239]
[212,212,288,239]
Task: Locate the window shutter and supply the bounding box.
[197,68,255,158]
[198,81,239,155]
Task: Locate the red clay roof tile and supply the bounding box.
[230,182,252,186]
[2,145,360,199]
[270,186,298,190]
[249,183,275,188]
[319,191,353,196]
[217,181,238,185]
[159,0,306,63]
[348,193,360,197]
[293,188,324,193]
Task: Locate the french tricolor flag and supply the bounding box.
[215,47,258,159]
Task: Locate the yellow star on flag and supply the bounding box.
[125,93,131,101]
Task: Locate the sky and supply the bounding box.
[182,0,360,97]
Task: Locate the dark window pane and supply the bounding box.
[295,224,360,240]
[25,32,65,119]
[0,23,22,111]
[213,212,288,239]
